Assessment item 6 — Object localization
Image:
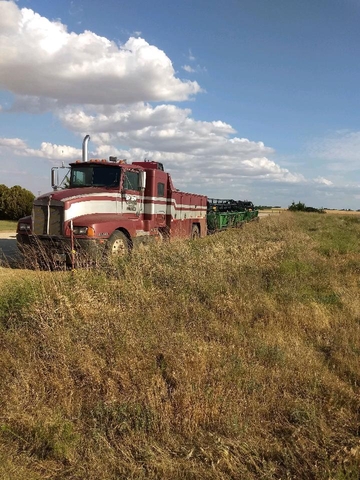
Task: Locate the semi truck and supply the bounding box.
[16,135,258,267]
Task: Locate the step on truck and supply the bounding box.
[16,135,257,267]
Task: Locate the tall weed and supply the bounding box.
[0,213,359,479]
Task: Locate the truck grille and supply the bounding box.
[33,204,64,236]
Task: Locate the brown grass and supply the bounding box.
[0,213,359,479]
[261,209,360,216]
[0,220,17,232]
[324,210,360,215]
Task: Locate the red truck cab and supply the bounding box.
[17,136,207,266]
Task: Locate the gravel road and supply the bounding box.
[0,232,21,265]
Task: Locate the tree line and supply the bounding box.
[0,184,35,221]
[288,201,325,213]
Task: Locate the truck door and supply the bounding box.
[155,180,166,226]
[122,170,143,216]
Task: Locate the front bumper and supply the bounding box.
[16,233,105,266]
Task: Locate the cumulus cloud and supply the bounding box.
[0,137,81,161]
[0,137,27,148]
[8,95,58,114]
[0,127,303,188]
[25,143,82,160]
[58,103,194,134]
[0,1,311,199]
[0,0,201,106]
[52,101,307,186]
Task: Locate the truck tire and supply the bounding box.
[107,231,130,257]
[191,224,200,240]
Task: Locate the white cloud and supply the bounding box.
[0,0,19,33]
[58,103,193,133]
[309,130,360,171]
[52,101,307,186]
[182,65,195,73]
[69,0,83,17]
[0,1,201,105]
[0,126,302,189]
[0,137,81,161]
[8,95,58,114]
[0,137,27,148]
[314,177,333,186]
[188,49,196,61]
[0,2,318,201]
[182,64,207,74]
[25,143,82,160]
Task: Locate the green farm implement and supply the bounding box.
[207,199,258,232]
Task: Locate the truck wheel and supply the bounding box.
[107,231,130,257]
[191,225,200,240]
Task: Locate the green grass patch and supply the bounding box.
[297,213,360,255]
[0,279,39,328]
[0,220,17,232]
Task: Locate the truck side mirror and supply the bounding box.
[51,167,58,190]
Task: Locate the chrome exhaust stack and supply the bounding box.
[82,134,90,162]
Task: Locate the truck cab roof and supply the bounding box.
[132,161,164,171]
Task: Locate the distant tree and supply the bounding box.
[255,205,276,210]
[288,201,325,214]
[0,185,35,220]
[0,184,9,220]
[288,201,306,211]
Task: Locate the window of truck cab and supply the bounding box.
[123,170,140,191]
[157,182,165,197]
[70,165,121,188]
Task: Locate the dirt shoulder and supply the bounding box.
[0,231,16,238]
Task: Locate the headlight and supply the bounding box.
[73,226,88,235]
[19,223,31,231]
[72,226,95,236]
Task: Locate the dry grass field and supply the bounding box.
[0,220,17,232]
[260,209,360,216]
[0,212,359,479]
[257,208,286,214]
[325,210,360,215]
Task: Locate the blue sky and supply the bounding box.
[1,0,360,208]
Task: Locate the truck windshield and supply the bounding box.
[70,165,121,188]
